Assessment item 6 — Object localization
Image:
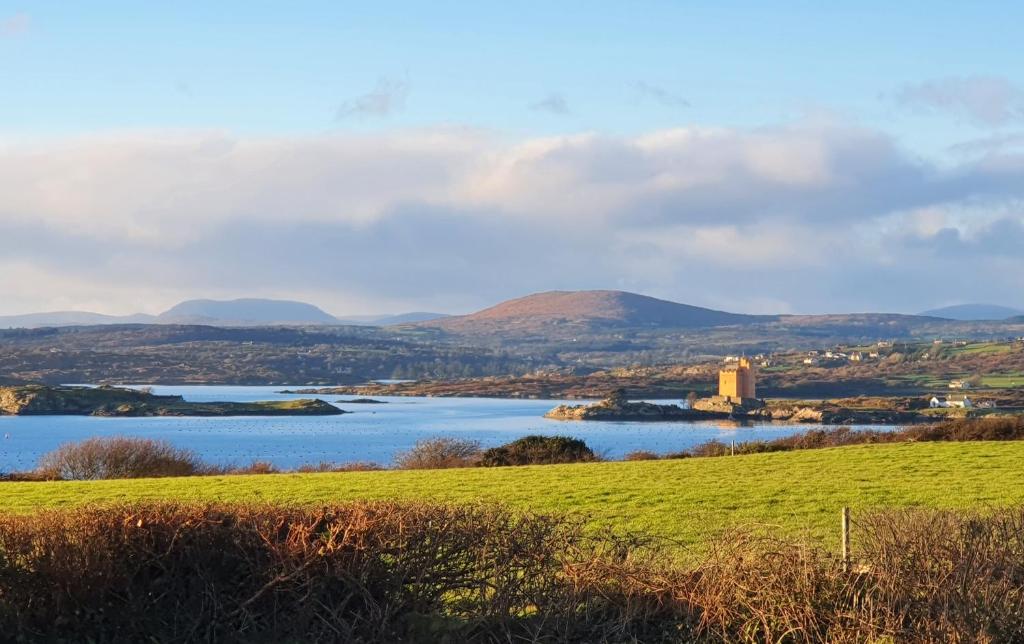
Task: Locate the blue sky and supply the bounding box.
[2,2,1024,315]
[4,2,1020,147]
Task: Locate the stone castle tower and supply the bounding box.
[718,357,756,401]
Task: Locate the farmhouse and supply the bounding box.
[930,394,973,409]
[948,379,970,390]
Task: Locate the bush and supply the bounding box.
[0,502,687,642]
[480,435,596,467]
[227,460,278,475]
[677,417,1024,461]
[3,502,1024,641]
[624,450,660,461]
[393,437,482,469]
[295,461,383,473]
[37,436,202,480]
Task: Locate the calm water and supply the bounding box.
[0,385,896,471]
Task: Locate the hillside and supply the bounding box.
[920,303,1024,321]
[5,442,1024,546]
[0,324,541,385]
[0,311,155,329]
[419,290,770,334]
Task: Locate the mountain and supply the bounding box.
[157,299,340,326]
[0,311,155,329]
[919,304,1024,321]
[418,290,771,334]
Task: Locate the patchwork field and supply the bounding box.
[5,441,1024,550]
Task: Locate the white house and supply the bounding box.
[930,394,973,409]
[948,379,970,390]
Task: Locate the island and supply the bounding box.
[545,390,728,421]
[545,390,928,425]
[0,385,345,417]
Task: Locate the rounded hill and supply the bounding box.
[420,290,769,333]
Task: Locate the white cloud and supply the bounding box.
[895,76,1024,127]
[336,78,410,119]
[632,81,689,109]
[529,93,571,115]
[1,120,1024,315]
[0,12,29,37]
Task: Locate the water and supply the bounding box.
[0,385,896,471]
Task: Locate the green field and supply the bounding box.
[5,442,1024,550]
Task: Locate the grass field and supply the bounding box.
[5,442,1024,550]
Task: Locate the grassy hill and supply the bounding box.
[6,441,1024,549]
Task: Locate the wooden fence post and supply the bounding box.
[730,440,735,456]
[841,506,851,572]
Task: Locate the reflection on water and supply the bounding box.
[0,385,896,472]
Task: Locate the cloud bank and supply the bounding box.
[1,121,1022,316]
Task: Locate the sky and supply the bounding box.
[2,1,1024,316]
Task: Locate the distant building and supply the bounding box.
[948,379,970,390]
[868,351,880,358]
[877,341,893,348]
[803,357,818,365]
[849,352,863,362]
[719,357,756,401]
[930,394,973,409]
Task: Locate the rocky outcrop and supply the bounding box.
[545,390,728,421]
[764,404,926,425]
[544,389,930,425]
[692,395,766,416]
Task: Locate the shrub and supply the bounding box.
[480,435,596,467]
[678,417,1024,461]
[228,460,278,475]
[3,503,1024,641]
[624,450,660,461]
[0,502,689,642]
[37,436,202,480]
[393,437,482,469]
[296,461,383,473]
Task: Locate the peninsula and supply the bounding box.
[0,385,344,417]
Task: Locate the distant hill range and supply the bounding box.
[919,304,1024,321]
[4,292,1023,338]
[0,299,449,329]
[417,290,770,334]
[0,311,156,328]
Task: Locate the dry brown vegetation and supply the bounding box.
[392,437,483,469]
[37,436,203,480]
[1,502,1024,641]
[674,415,1024,459]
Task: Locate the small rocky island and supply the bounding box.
[545,389,728,421]
[0,385,344,417]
